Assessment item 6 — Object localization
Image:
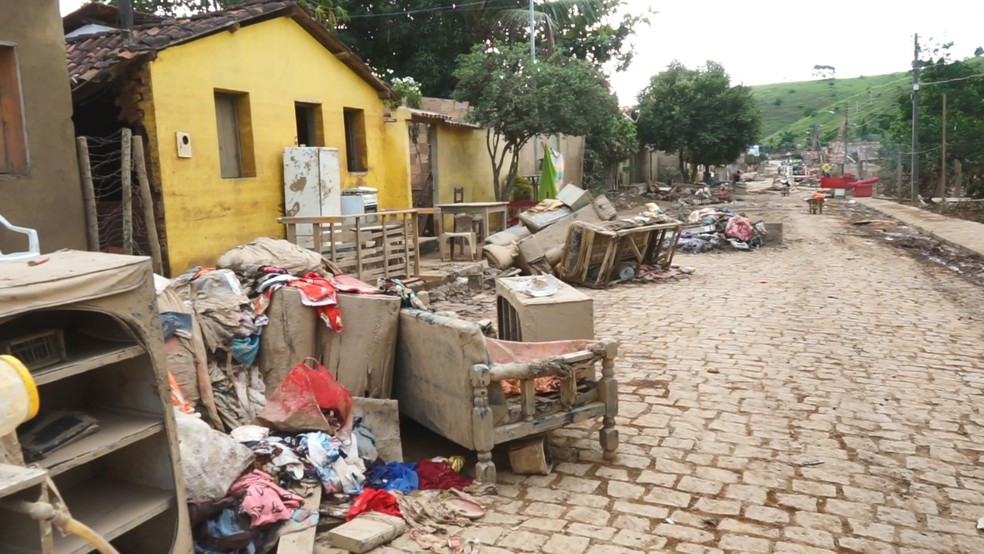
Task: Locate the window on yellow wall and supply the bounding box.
[343,108,367,172]
[214,91,256,179]
[295,102,324,147]
[0,44,29,174]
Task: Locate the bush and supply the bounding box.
[511,177,534,201]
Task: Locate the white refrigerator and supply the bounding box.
[283,147,341,247]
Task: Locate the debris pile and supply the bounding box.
[677,207,770,253]
[481,185,684,288]
[151,237,490,553]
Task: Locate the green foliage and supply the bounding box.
[772,98,782,107]
[887,57,984,187]
[453,43,618,200]
[385,77,422,109]
[511,177,534,201]
[583,114,638,191]
[812,64,836,80]
[334,0,641,97]
[635,61,760,182]
[752,72,912,145]
[101,0,347,25]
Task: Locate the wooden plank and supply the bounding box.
[355,218,364,280]
[52,478,173,554]
[313,222,323,254]
[277,485,321,554]
[37,409,164,475]
[76,137,100,251]
[33,343,145,386]
[121,128,133,255]
[493,403,606,444]
[132,135,163,274]
[0,464,46,497]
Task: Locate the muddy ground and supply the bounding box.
[426,181,984,324]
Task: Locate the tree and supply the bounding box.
[635,61,760,183]
[453,43,617,201]
[812,64,836,80]
[887,57,984,194]
[583,113,638,191]
[334,0,643,97]
[100,0,347,25]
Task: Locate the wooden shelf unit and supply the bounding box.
[0,251,191,554]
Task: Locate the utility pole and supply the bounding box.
[939,92,947,200]
[911,33,921,202]
[529,0,536,60]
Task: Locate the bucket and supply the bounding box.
[0,355,39,436]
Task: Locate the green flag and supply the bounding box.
[538,143,558,200]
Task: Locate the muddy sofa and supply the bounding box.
[393,308,618,482]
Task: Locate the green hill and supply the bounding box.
[751,72,909,149]
[750,57,984,150]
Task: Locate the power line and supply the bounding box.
[919,72,984,87]
[346,1,495,19]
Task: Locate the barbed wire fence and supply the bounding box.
[77,129,163,273]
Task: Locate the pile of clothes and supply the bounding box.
[677,207,767,253]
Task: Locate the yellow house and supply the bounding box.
[408,97,584,206]
[65,1,411,274]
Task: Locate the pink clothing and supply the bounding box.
[229,470,304,528]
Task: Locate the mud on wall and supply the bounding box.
[0,0,85,254]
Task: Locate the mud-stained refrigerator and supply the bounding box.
[283,146,342,249]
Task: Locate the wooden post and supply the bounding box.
[896,149,903,201]
[121,128,133,255]
[76,137,100,251]
[132,135,163,273]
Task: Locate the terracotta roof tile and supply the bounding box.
[64,0,394,98]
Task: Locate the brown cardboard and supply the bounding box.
[353,397,403,462]
[258,287,318,393]
[327,513,407,553]
[319,293,400,398]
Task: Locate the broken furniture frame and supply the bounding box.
[394,308,618,483]
[280,209,422,282]
[559,220,682,288]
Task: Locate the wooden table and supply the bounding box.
[434,201,509,240]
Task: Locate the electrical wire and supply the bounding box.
[346,0,500,19]
[919,72,984,87]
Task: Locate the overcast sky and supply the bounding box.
[611,0,984,104]
[60,0,984,105]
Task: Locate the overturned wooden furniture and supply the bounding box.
[394,309,618,483]
[558,219,682,288]
[280,209,422,281]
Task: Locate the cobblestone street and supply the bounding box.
[387,191,984,554]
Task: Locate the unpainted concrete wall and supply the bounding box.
[0,0,85,254]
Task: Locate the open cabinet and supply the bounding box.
[0,251,191,554]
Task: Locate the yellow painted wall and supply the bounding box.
[147,17,410,273]
[434,125,496,204]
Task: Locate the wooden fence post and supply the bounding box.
[121,128,133,255]
[132,135,163,273]
[76,137,100,251]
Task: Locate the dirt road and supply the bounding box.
[379,184,984,553]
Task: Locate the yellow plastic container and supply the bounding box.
[0,355,39,436]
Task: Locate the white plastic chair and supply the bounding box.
[0,214,40,261]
